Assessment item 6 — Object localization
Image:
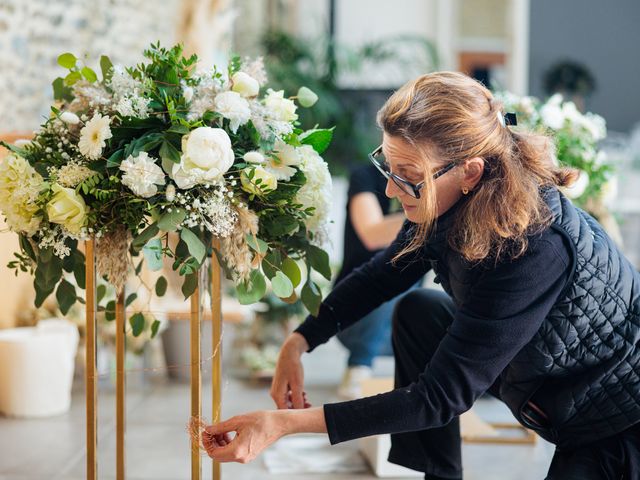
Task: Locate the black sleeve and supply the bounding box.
[347,165,379,199]
[322,231,572,444]
[294,221,432,351]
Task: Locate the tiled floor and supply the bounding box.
[0,332,556,480]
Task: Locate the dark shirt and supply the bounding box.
[335,164,392,284]
[295,202,572,444]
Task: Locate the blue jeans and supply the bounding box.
[336,285,418,367]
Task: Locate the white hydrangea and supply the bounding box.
[0,154,44,235]
[213,91,251,133]
[295,145,332,242]
[120,152,166,198]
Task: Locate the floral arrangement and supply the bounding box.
[0,43,333,337]
[498,92,612,206]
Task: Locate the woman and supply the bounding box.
[204,72,640,479]
[335,161,406,399]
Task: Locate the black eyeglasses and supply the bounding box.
[368,145,457,199]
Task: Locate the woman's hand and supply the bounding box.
[203,408,327,463]
[203,411,284,463]
[270,333,311,409]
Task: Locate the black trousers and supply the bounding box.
[388,288,640,480]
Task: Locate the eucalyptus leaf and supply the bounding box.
[180,228,206,265]
[97,284,107,303]
[181,272,199,299]
[125,293,138,307]
[235,270,267,305]
[245,234,268,254]
[105,300,116,321]
[150,319,161,338]
[155,276,168,296]
[306,245,331,280]
[142,238,163,271]
[158,208,186,232]
[132,223,159,251]
[129,312,145,337]
[282,257,302,288]
[272,271,294,298]
[301,280,322,316]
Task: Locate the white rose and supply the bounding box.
[297,86,318,107]
[47,183,88,234]
[563,170,589,199]
[240,166,277,195]
[213,91,251,133]
[231,72,260,98]
[171,127,234,189]
[119,151,165,198]
[264,89,298,122]
[243,151,265,164]
[60,111,80,125]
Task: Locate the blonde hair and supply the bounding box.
[377,71,577,262]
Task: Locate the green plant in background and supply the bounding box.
[262,30,438,175]
[498,91,613,209]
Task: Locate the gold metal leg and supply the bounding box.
[85,239,97,480]
[115,289,126,480]
[211,241,222,480]
[191,270,202,480]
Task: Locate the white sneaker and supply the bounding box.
[337,366,373,400]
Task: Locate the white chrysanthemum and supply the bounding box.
[264,89,298,122]
[78,113,112,160]
[0,154,43,235]
[295,145,332,238]
[265,138,301,181]
[214,91,251,133]
[120,152,165,198]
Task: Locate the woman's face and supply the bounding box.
[382,133,464,223]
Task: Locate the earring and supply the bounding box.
[462,186,469,195]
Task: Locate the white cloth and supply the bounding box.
[263,435,368,474]
[0,319,78,417]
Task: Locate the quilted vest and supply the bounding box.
[428,188,640,448]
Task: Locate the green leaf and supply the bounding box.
[74,258,86,289]
[166,124,190,135]
[35,252,63,293]
[52,77,73,102]
[299,128,334,154]
[125,292,138,307]
[245,234,268,255]
[129,312,145,337]
[306,245,331,280]
[64,71,82,86]
[106,149,124,169]
[155,276,168,296]
[150,319,161,338]
[261,249,282,280]
[56,279,77,315]
[132,223,159,252]
[105,300,116,321]
[282,257,302,288]
[272,271,294,298]
[235,270,267,305]
[159,140,181,164]
[100,55,113,82]
[180,228,206,265]
[158,208,186,232]
[181,272,199,299]
[19,235,36,262]
[301,280,322,316]
[34,281,55,308]
[97,284,107,303]
[81,66,97,82]
[57,52,77,69]
[142,238,163,271]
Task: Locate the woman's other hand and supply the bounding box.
[270,333,310,409]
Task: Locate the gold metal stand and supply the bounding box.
[85,240,97,480]
[190,269,202,480]
[115,289,126,480]
[211,240,222,480]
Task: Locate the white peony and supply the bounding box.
[120,152,165,198]
[0,154,43,235]
[264,89,298,122]
[240,166,278,195]
[213,91,251,133]
[265,138,301,181]
[231,72,260,98]
[78,113,112,160]
[243,151,265,164]
[171,127,235,189]
[295,145,332,237]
